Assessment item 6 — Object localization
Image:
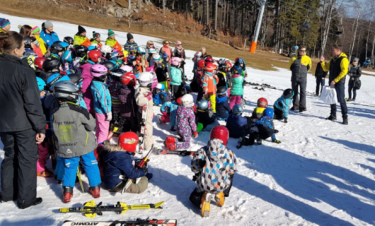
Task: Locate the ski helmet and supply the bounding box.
[176,97,182,105]
[137,47,146,55]
[119,132,139,154]
[283,89,294,98]
[47,73,70,91]
[171,57,182,66]
[153,54,161,61]
[120,65,133,73]
[263,108,274,118]
[68,73,83,85]
[101,45,112,54]
[24,36,36,49]
[110,69,125,78]
[195,51,202,58]
[138,72,154,88]
[88,50,101,63]
[235,57,245,65]
[111,51,119,60]
[232,65,243,75]
[197,100,209,111]
[197,60,205,69]
[210,125,229,146]
[205,55,214,63]
[50,42,66,54]
[205,62,216,73]
[59,42,70,49]
[232,104,243,115]
[53,80,80,102]
[257,98,268,108]
[63,36,74,45]
[120,72,136,87]
[156,83,165,91]
[74,45,88,58]
[91,64,108,79]
[43,58,61,73]
[181,94,194,107]
[36,77,46,91]
[103,60,118,71]
[34,57,46,71]
[118,51,124,58]
[217,86,227,96]
[61,50,72,63]
[149,48,156,54]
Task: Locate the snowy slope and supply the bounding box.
[1,13,375,226]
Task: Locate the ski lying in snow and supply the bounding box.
[59,200,164,218]
[156,149,194,156]
[62,219,178,226]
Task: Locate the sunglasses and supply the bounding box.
[165,43,169,45]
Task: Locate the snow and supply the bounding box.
[1,13,375,226]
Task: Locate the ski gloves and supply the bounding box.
[145,173,153,180]
[193,131,198,138]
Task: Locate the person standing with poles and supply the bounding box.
[315,56,328,96]
[320,44,349,125]
[289,45,312,112]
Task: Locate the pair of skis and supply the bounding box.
[62,219,177,226]
[138,104,148,154]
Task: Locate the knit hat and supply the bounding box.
[108,29,115,38]
[31,25,40,34]
[78,25,86,35]
[44,21,53,29]
[127,33,133,41]
[0,18,10,29]
[93,31,100,39]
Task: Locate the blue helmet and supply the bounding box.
[263,108,274,118]
[236,57,246,65]
[137,47,146,55]
[232,104,243,115]
[61,50,73,63]
[59,42,69,49]
[197,100,209,111]
[47,73,71,91]
[111,51,119,60]
[232,65,243,75]
[162,54,169,61]
[36,77,46,91]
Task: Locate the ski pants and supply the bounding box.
[316,77,325,96]
[95,112,110,144]
[55,156,65,181]
[62,151,101,188]
[171,85,180,100]
[273,106,284,120]
[160,112,170,123]
[292,80,307,109]
[109,176,148,194]
[348,81,357,100]
[229,95,242,109]
[176,130,192,150]
[208,94,216,113]
[197,86,204,102]
[37,142,50,172]
[330,82,348,119]
[0,128,38,207]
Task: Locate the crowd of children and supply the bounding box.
[0,17,297,217]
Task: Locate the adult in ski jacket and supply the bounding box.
[226,114,248,138]
[315,59,328,96]
[0,32,46,208]
[191,139,237,193]
[40,21,60,48]
[159,40,172,60]
[289,45,312,111]
[135,87,154,151]
[274,94,293,120]
[347,58,361,101]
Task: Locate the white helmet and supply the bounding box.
[101,45,112,54]
[149,49,156,54]
[153,54,161,61]
[156,83,163,90]
[120,65,133,73]
[181,94,194,107]
[138,72,154,88]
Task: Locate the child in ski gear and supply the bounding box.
[226,104,248,138]
[232,57,247,77]
[189,126,237,217]
[90,31,102,49]
[170,57,182,99]
[124,33,138,53]
[106,29,123,52]
[90,64,112,144]
[135,72,155,151]
[135,51,148,73]
[249,98,268,124]
[229,65,244,109]
[237,108,281,148]
[73,25,91,47]
[153,83,168,106]
[30,25,47,56]
[52,81,101,203]
[348,57,361,101]
[159,101,179,131]
[101,132,152,193]
[203,62,219,113]
[164,94,197,151]
[274,89,294,123]
[196,99,218,133]
[216,86,231,120]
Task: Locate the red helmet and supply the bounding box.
[204,62,216,73]
[197,59,205,69]
[257,97,268,108]
[119,132,139,154]
[118,51,124,58]
[88,50,102,63]
[210,125,229,146]
[177,97,182,105]
[205,55,214,63]
[120,72,136,87]
[34,57,46,71]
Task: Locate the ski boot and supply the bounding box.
[215,192,225,207]
[201,192,211,218]
[63,186,73,203]
[37,168,54,177]
[256,138,262,145]
[326,115,337,121]
[236,137,243,149]
[164,136,177,151]
[88,186,100,198]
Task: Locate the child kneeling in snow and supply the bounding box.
[189,126,237,218]
[248,97,268,124]
[101,132,153,193]
[274,88,294,123]
[196,99,218,133]
[237,108,281,149]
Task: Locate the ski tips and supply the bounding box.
[154,201,164,209]
[59,208,70,213]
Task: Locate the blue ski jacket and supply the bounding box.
[274,95,293,119]
[91,80,112,114]
[161,101,179,128]
[40,30,60,48]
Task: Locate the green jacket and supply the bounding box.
[230,74,244,96]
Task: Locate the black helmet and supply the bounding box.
[217,86,227,96]
[50,42,65,54]
[74,45,88,58]
[63,36,74,45]
[24,36,36,49]
[53,80,79,102]
[68,73,83,85]
[283,88,294,98]
[43,58,61,73]
[103,60,118,71]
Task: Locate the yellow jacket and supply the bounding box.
[73,35,91,47]
[34,34,47,55]
[289,55,312,82]
[321,52,349,83]
[105,38,123,52]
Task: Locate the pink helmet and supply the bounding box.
[91,64,108,77]
[171,57,182,66]
[120,65,133,73]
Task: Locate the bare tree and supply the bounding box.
[215,0,218,31]
[128,0,131,10]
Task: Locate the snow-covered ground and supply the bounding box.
[1,13,375,226]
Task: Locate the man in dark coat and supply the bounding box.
[315,57,328,96]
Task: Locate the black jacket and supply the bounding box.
[348,65,361,83]
[0,54,46,133]
[315,62,328,79]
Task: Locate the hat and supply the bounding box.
[78,25,86,34]
[108,29,115,37]
[127,33,133,40]
[31,25,40,34]
[0,18,10,29]
[44,21,53,29]
[93,31,100,39]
